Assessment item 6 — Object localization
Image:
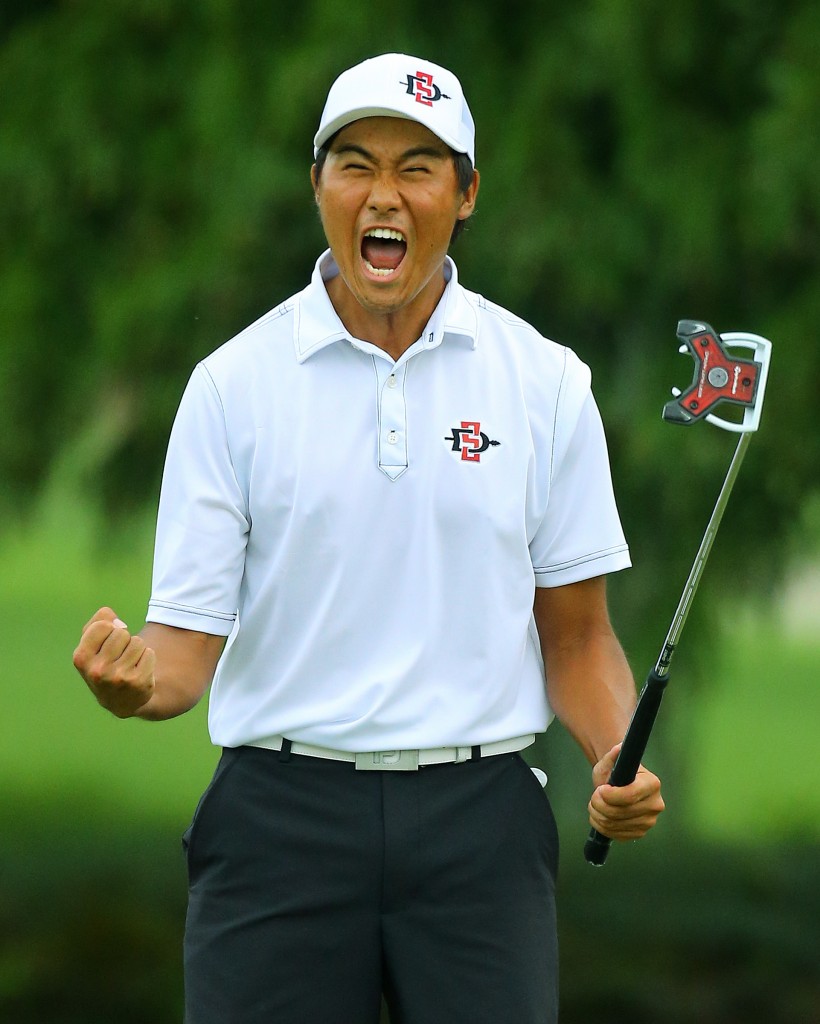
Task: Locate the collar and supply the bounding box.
[293,250,478,363]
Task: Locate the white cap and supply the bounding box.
[314,53,475,164]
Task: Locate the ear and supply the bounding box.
[310,164,320,203]
[457,168,480,221]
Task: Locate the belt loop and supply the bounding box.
[278,738,293,763]
[470,745,482,762]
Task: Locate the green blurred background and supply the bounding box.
[2,1,818,1021]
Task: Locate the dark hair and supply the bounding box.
[313,137,475,245]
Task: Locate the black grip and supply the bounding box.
[583,668,668,866]
[583,827,613,866]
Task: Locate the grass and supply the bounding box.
[0,499,217,827]
[1,493,818,842]
[676,611,820,842]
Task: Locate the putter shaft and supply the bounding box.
[584,430,753,866]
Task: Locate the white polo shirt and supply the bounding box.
[146,252,630,751]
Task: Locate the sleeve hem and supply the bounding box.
[146,600,236,637]
[534,547,631,588]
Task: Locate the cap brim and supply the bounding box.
[313,106,470,159]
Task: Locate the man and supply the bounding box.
[73,53,663,1024]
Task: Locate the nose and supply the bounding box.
[367,172,401,213]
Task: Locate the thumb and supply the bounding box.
[83,606,129,634]
[592,742,623,788]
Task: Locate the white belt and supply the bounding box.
[248,734,535,771]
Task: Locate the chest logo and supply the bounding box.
[445,421,501,463]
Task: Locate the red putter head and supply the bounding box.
[663,320,772,433]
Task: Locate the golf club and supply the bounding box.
[583,319,772,866]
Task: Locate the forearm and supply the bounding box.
[132,622,224,721]
[545,627,637,765]
[533,579,664,838]
[533,577,637,764]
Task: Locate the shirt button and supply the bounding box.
[387,430,398,444]
[387,374,397,388]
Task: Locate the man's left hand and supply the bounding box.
[588,744,665,841]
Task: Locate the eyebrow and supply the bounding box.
[332,143,449,162]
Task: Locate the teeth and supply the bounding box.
[364,228,406,242]
[364,261,397,277]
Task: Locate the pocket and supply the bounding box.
[513,755,559,834]
[505,754,560,883]
[182,748,242,878]
[513,753,549,796]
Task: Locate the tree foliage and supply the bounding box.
[1,0,817,625]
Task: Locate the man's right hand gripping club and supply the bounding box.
[73,608,223,720]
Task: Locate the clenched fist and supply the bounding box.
[72,607,156,718]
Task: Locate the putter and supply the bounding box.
[583,320,772,866]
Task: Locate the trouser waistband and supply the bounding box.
[247,734,536,771]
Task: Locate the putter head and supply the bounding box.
[663,320,772,433]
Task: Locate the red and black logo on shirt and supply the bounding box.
[444,421,501,463]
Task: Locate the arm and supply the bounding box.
[73,606,225,721]
[533,576,664,841]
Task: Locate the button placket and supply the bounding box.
[377,362,408,480]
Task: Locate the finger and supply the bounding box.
[592,783,639,809]
[588,798,664,837]
[81,606,122,634]
[591,742,623,786]
[589,816,656,841]
[85,643,156,716]
[73,619,118,670]
[98,638,153,689]
[136,644,156,676]
[98,624,134,662]
[113,634,149,673]
[589,793,665,838]
[591,788,664,821]
[74,625,138,687]
[75,610,129,661]
[595,768,661,805]
[590,809,662,839]
[590,788,664,818]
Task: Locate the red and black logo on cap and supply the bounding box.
[402,70,451,107]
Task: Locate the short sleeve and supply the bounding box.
[530,390,631,587]
[146,363,250,635]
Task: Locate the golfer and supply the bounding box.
[73,53,664,1024]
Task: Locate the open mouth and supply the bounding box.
[360,228,407,278]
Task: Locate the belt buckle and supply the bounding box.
[355,749,420,771]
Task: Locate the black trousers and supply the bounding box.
[182,745,559,1024]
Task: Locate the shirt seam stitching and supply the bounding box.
[148,599,236,621]
[533,544,630,574]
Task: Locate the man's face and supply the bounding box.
[311,116,478,322]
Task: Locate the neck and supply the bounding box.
[324,269,447,362]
